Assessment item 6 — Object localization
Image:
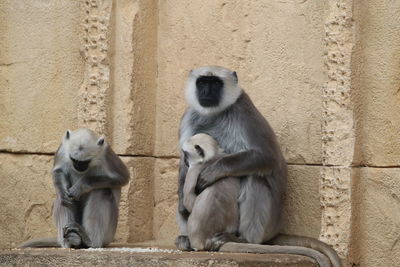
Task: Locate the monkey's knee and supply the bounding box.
[190,237,205,251]
[188,230,206,250]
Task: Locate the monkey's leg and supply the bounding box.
[53,197,82,248]
[82,189,119,248]
[175,210,192,251]
[238,176,282,244]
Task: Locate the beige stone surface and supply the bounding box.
[0,154,55,249]
[351,168,400,267]
[116,157,155,243]
[352,0,400,166]
[282,165,321,239]
[156,0,325,165]
[0,249,317,267]
[0,0,83,153]
[152,158,179,243]
[109,0,157,156]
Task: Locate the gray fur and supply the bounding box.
[182,164,201,213]
[19,128,129,249]
[176,66,342,267]
[180,134,240,251]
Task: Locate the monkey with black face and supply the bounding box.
[178,133,241,251]
[176,66,342,267]
[20,128,129,248]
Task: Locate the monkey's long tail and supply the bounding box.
[220,242,331,267]
[270,234,342,267]
[19,237,60,248]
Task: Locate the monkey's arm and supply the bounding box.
[183,164,202,213]
[52,168,74,207]
[196,149,274,191]
[178,157,190,219]
[68,172,128,200]
[68,147,129,200]
[175,157,192,251]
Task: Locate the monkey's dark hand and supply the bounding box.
[196,160,220,193]
[60,193,74,208]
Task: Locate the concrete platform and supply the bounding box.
[0,247,317,267]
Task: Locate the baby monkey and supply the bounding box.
[20,128,129,248]
[179,133,241,250]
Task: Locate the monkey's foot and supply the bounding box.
[63,223,92,248]
[205,232,246,251]
[64,232,82,248]
[174,235,192,251]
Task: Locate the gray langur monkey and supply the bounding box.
[180,133,241,250]
[175,66,342,267]
[19,128,129,248]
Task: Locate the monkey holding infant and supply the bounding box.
[176,66,342,267]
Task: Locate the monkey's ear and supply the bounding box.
[97,136,105,146]
[232,71,238,83]
[65,130,71,140]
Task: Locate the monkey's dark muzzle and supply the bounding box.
[70,157,91,172]
[196,75,223,107]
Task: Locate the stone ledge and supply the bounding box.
[0,247,317,267]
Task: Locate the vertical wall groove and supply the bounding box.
[78,0,113,136]
[320,0,355,258]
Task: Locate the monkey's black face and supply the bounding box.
[70,156,91,172]
[196,76,223,107]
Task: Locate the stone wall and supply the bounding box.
[0,1,399,266]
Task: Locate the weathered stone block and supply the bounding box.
[109,0,157,156]
[0,0,83,153]
[0,154,55,249]
[351,168,400,267]
[119,157,154,243]
[283,165,322,239]
[352,0,400,166]
[152,158,179,244]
